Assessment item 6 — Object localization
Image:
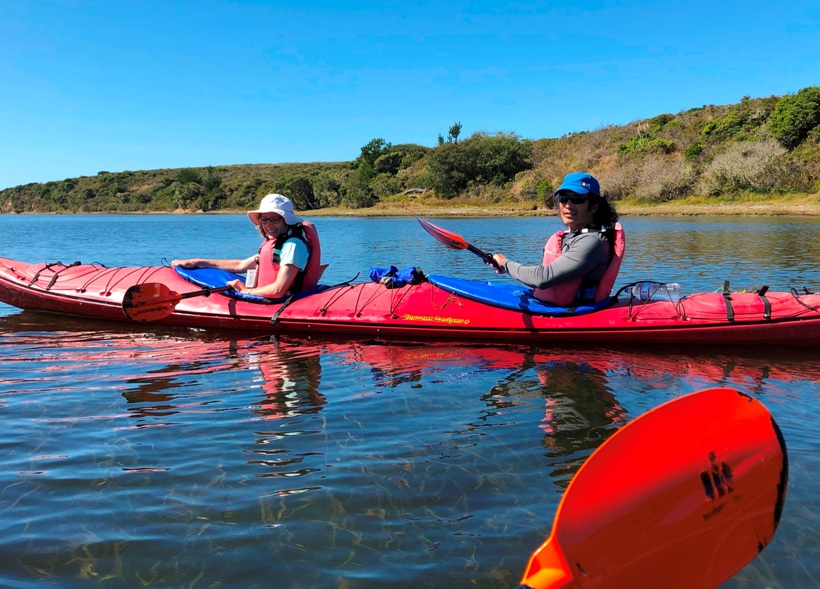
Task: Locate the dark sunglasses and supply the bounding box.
[554,193,589,205]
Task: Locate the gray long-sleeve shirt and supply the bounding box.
[503,229,611,291]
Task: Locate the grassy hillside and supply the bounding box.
[2,87,819,215]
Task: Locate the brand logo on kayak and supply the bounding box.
[401,314,470,325]
[700,451,735,505]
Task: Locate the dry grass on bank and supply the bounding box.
[308,193,820,218]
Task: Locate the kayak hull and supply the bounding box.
[2,257,820,345]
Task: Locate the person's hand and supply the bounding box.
[492,253,507,274]
[227,278,247,293]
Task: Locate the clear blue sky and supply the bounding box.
[2,0,818,190]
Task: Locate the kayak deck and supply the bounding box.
[2,257,820,345]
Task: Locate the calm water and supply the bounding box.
[1,214,819,588]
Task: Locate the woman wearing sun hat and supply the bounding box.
[172,193,322,299]
[492,172,624,306]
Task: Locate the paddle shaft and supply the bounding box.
[175,285,233,301]
[466,243,496,266]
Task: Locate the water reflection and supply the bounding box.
[480,350,625,473]
[2,311,819,588]
[247,339,326,420]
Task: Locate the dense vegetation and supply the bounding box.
[2,86,819,214]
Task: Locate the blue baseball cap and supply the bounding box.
[553,172,600,197]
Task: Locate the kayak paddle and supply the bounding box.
[408,208,501,270]
[518,387,788,589]
[122,282,233,322]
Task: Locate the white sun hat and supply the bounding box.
[247,194,303,226]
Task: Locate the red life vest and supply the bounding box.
[533,222,625,305]
[256,221,323,293]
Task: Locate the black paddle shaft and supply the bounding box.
[467,244,503,272]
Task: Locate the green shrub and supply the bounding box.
[177,168,203,185]
[174,182,204,209]
[647,138,676,154]
[202,168,222,193]
[519,175,553,202]
[370,174,402,198]
[684,142,704,160]
[618,135,674,156]
[769,86,820,150]
[395,144,428,169]
[618,133,650,156]
[373,152,403,175]
[648,114,675,135]
[701,110,749,142]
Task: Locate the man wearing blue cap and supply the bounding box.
[492,172,623,306]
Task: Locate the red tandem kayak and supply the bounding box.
[1,256,819,345]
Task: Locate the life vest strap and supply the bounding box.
[756,286,771,320]
[722,281,735,322]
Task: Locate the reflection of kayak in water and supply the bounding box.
[0,304,790,586]
[518,387,787,589]
[2,256,820,345]
[0,310,793,585]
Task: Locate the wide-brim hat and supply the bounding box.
[553,172,600,197]
[247,193,303,226]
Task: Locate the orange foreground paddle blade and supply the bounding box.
[121,283,181,322]
[520,387,787,589]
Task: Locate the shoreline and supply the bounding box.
[308,200,820,218]
[4,199,820,218]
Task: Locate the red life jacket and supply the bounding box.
[256,221,323,292]
[533,222,625,305]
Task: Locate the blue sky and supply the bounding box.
[1,0,818,190]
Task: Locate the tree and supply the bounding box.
[357,138,391,168]
[426,131,532,197]
[448,122,462,143]
[426,142,471,197]
[340,167,375,208]
[281,174,318,210]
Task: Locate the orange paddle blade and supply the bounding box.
[408,209,499,267]
[520,387,787,589]
[417,217,470,250]
[121,283,183,322]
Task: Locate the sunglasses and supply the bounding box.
[554,193,589,205]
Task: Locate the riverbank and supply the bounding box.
[308,194,820,217]
[5,195,819,217]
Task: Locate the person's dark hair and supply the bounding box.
[591,192,620,253]
[591,192,619,228]
[549,190,619,228]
